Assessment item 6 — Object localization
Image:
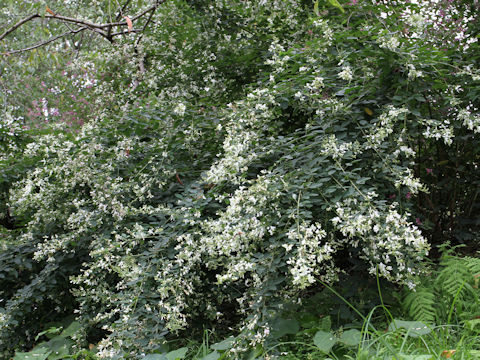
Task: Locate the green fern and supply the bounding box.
[435,256,478,302]
[402,255,480,325]
[463,256,480,279]
[403,286,437,324]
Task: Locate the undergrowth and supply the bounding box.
[13,250,480,359]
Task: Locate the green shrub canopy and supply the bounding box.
[0,0,479,357]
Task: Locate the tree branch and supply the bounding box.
[0,2,164,51]
[0,14,39,42]
[110,28,142,37]
[134,6,156,47]
[116,0,133,21]
[1,28,87,56]
[42,5,158,29]
[131,6,158,91]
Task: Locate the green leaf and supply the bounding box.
[313,330,337,353]
[298,312,318,328]
[271,318,300,339]
[388,319,431,338]
[143,355,167,360]
[320,316,332,331]
[60,321,81,338]
[466,318,480,332]
[211,336,235,351]
[314,0,320,16]
[339,329,361,347]
[327,0,344,13]
[165,347,188,360]
[14,348,51,360]
[44,336,73,360]
[35,326,62,341]
[201,351,221,360]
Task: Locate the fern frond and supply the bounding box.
[463,256,480,278]
[403,286,437,324]
[436,256,478,302]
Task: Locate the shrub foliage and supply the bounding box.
[0,0,479,357]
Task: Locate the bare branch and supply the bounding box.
[110,28,142,37]
[42,5,157,30]
[0,14,39,42]
[0,1,165,54]
[116,0,133,21]
[1,28,87,56]
[134,6,156,47]
[131,5,159,91]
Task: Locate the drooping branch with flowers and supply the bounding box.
[0,0,479,357]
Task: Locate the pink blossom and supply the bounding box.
[426,168,433,174]
[415,218,422,225]
[406,192,412,199]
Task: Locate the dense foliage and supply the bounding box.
[1,0,479,358]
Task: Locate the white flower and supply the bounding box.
[407,64,423,79]
[338,66,353,81]
[173,103,186,116]
[458,108,480,133]
[378,34,400,51]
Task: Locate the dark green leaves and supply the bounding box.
[388,320,432,338]
[313,330,337,353]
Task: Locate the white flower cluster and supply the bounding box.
[305,76,325,92]
[0,312,10,329]
[378,34,401,51]
[265,40,288,73]
[407,64,423,79]
[0,106,24,139]
[199,172,281,278]
[393,145,416,158]
[364,105,409,150]
[204,88,276,184]
[338,66,353,81]
[457,108,480,133]
[149,172,286,332]
[173,102,186,116]
[285,222,336,288]
[422,118,454,145]
[458,65,480,81]
[312,19,334,47]
[320,135,360,160]
[394,168,425,195]
[331,197,429,283]
[405,13,426,33]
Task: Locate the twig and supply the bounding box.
[0,4,158,41]
[0,14,39,41]
[0,2,164,53]
[134,6,156,47]
[116,0,133,21]
[110,28,142,37]
[131,5,159,90]
[1,28,87,55]
[40,6,156,30]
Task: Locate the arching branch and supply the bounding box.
[0,14,40,42]
[0,1,165,54]
[1,28,87,56]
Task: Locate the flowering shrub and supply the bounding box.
[1,0,479,357]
